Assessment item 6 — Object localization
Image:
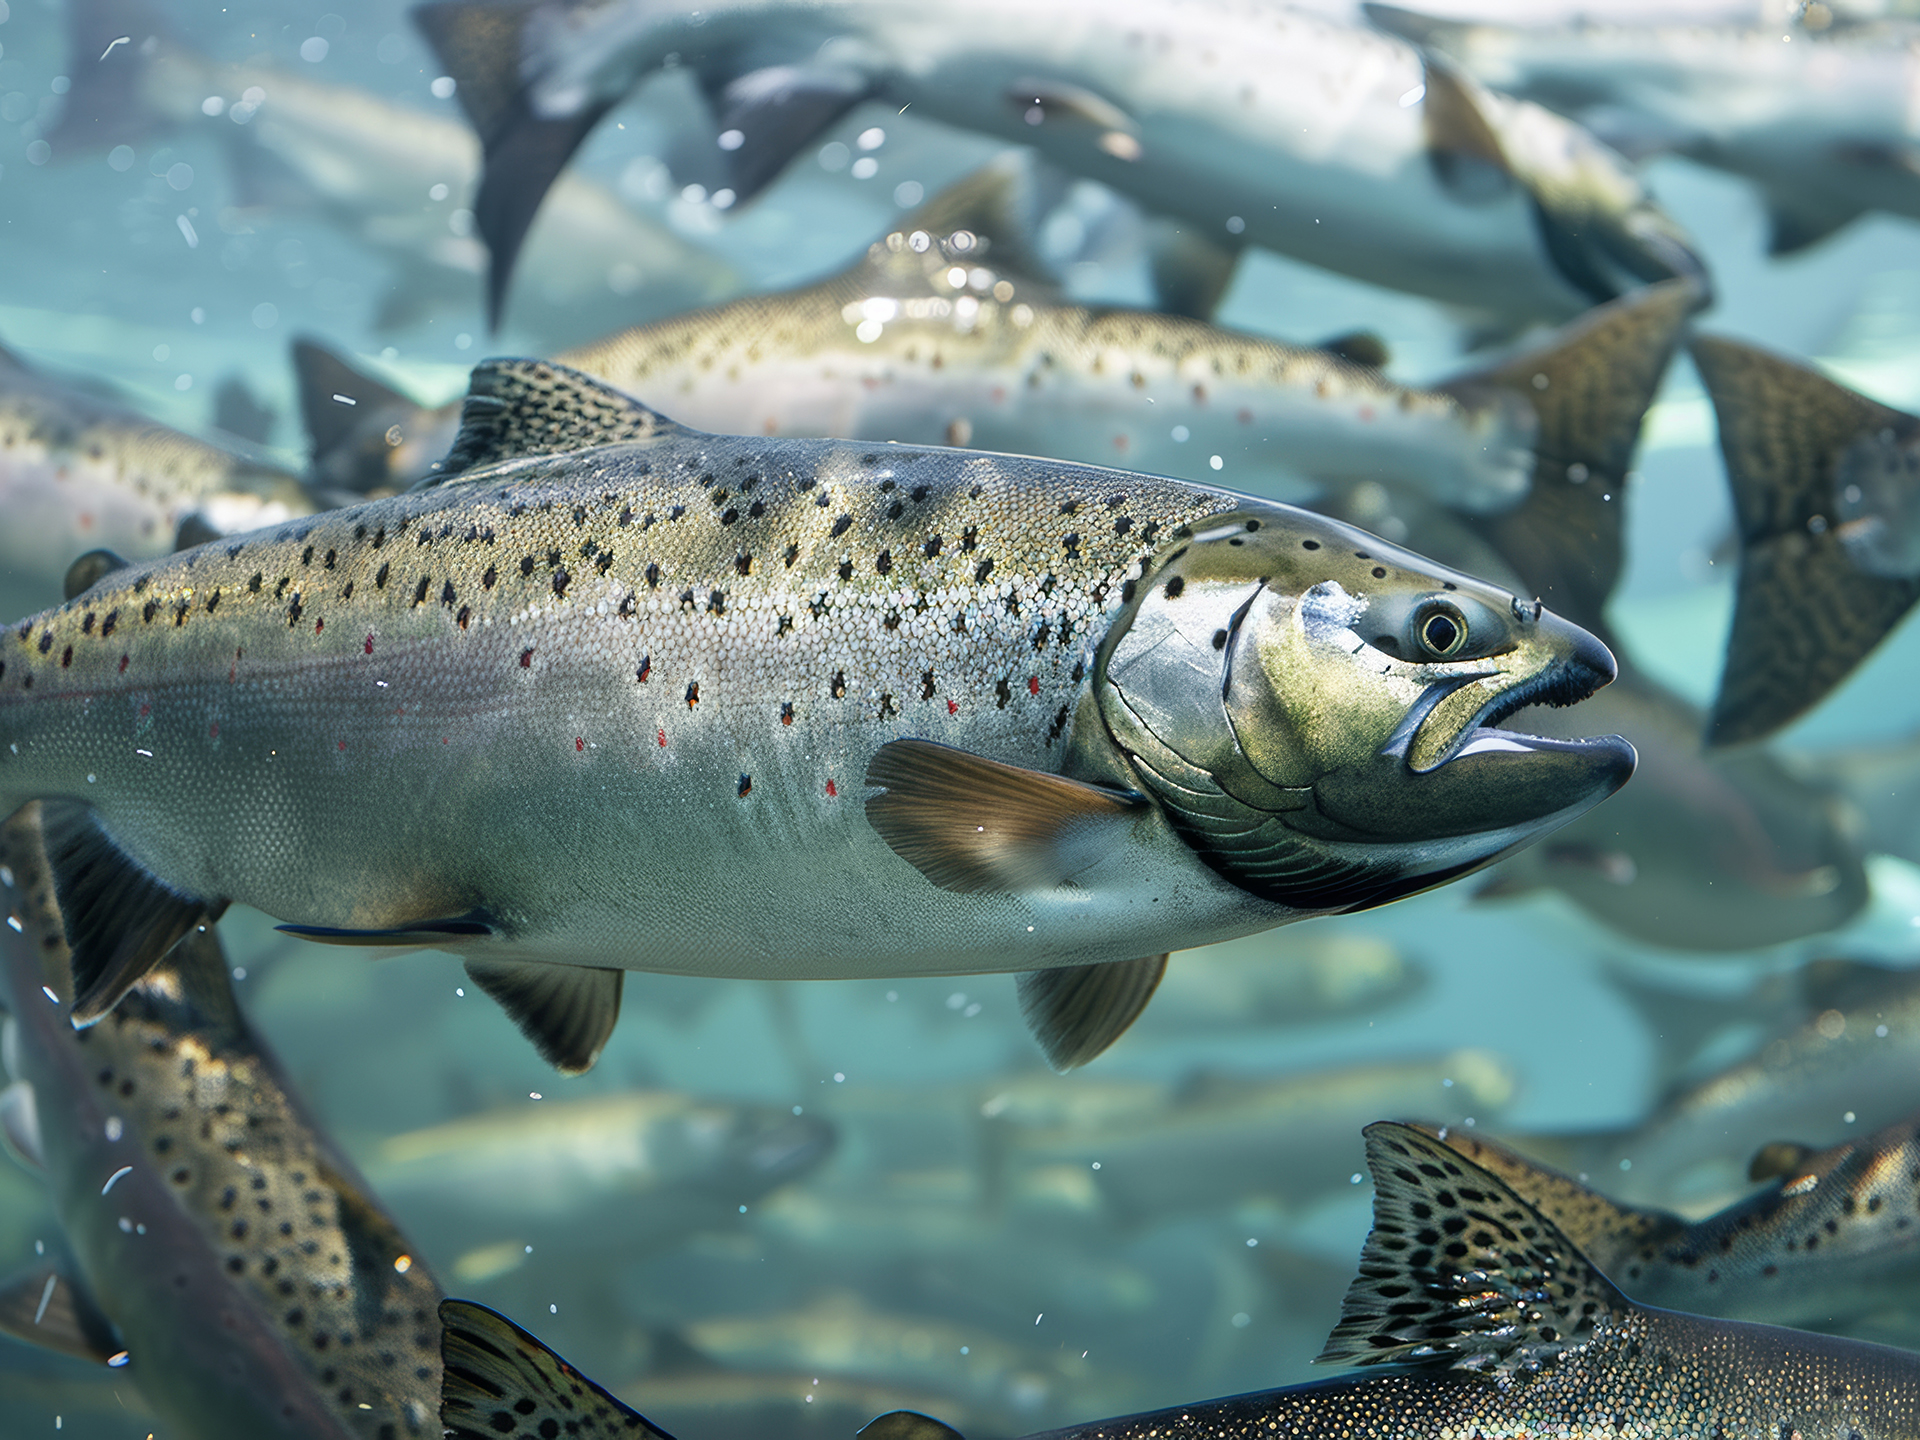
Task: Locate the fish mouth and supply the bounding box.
[1389,621,1617,775]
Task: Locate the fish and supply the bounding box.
[364,1090,834,1262]
[1427,1114,1920,1339]
[1686,334,1920,747]
[0,340,316,615]
[1366,4,1920,255]
[438,1121,1920,1440]
[410,0,1705,330]
[295,163,1699,570]
[1499,957,1920,1207]
[0,799,447,1439]
[53,0,740,342]
[0,357,1633,1074]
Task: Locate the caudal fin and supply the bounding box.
[412,1,614,330]
[440,1298,678,1440]
[1442,278,1697,633]
[1690,336,1920,746]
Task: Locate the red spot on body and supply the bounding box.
[1028,676,1040,695]
[119,656,129,673]
[365,634,374,655]
[990,386,1007,405]
[947,698,958,715]
[575,737,585,752]
[139,703,150,717]
[314,619,323,634]
[825,779,838,798]
[520,648,534,668]
[209,722,219,739]
[1112,433,1129,453]
[78,512,94,530]
[657,728,667,747]
[337,740,346,751]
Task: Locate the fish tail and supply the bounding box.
[44,0,175,154]
[1439,278,1698,633]
[1690,336,1920,747]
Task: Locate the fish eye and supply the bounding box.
[1414,602,1467,659]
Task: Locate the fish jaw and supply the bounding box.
[1095,506,1630,913]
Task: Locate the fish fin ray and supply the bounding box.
[41,802,227,1025]
[0,1082,43,1172]
[1317,1121,1629,1373]
[1441,278,1698,630]
[62,549,130,601]
[427,359,692,482]
[705,61,873,205]
[0,1262,121,1365]
[464,961,622,1075]
[863,738,1146,893]
[1689,335,1920,745]
[858,1413,969,1440]
[1017,954,1167,1071]
[440,1298,675,1440]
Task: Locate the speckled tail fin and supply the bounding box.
[1690,335,1920,746]
[464,961,623,1075]
[41,801,228,1026]
[1440,278,1696,634]
[0,1262,122,1365]
[1017,955,1167,1071]
[1318,1121,1630,1374]
[428,359,693,483]
[859,1412,969,1440]
[864,738,1147,893]
[440,1298,673,1440]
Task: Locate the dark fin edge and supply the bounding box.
[1017,954,1167,1071]
[1689,335,1920,746]
[464,961,623,1076]
[1317,1121,1629,1374]
[440,1297,676,1440]
[42,802,227,1025]
[431,359,689,482]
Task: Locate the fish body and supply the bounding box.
[0,344,313,611]
[56,0,739,341]
[414,0,1703,328]
[0,802,445,1440]
[0,360,1629,1069]
[438,1123,1920,1440]
[1369,5,1920,254]
[1432,1115,1920,1336]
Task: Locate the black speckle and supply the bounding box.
[441,580,457,606]
[685,681,699,708]
[876,549,892,575]
[552,569,570,598]
[737,773,752,798]
[412,576,431,607]
[720,508,739,525]
[961,526,978,551]
[924,535,942,558]
[1212,629,1228,650]
[707,590,726,614]
[482,564,497,589]
[735,552,753,576]
[636,655,651,682]
[783,543,800,567]
[375,562,390,589]
[1164,576,1185,599]
[837,560,854,582]
[831,669,847,699]
[831,515,853,538]
[996,678,1011,708]
[974,558,994,583]
[887,500,903,520]
[645,561,661,588]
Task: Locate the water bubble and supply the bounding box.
[454,332,472,351]
[50,76,69,95]
[299,36,328,61]
[251,302,279,329]
[817,141,849,172]
[448,208,474,237]
[1231,1313,1251,1328]
[1225,215,1245,234]
[152,344,169,361]
[174,374,191,391]
[893,180,923,207]
[107,145,133,171]
[166,161,192,190]
[857,127,885,150]
[1171,424,1189,441]
[428,182,448,201]
[201,95,224,116]
[190,307,204,323]
[317,13,346,38]
[851,156,878,179]
[24,139,48,166]
[1209,454,1223,470]
[711,188,735,210]
[717,128,744,151]
[430,75,456,99]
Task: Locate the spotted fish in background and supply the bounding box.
[0,359,1630,1073]
[410,0,1704,329]
[295,162,1699,614]
[0,801,446,1440]
[438,1122,1920,1440]
[1426,1114,1920,1341]
[1688,335,1920,746]
[0,341,316,613]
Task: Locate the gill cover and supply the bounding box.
[1095,510,1627,912]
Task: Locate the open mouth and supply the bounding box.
[1388,629,1618,774]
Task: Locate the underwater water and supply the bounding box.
[4,0,1920,1435]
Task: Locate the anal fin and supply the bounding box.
[0,1263,121,1365]
[1017,954,1167,1071]
[463,961,623,1076]
[441,1298,676,1440]
[41,803,227,1025]
[864,738,1146,893]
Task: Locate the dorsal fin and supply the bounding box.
[428,360,692,483]
[859,154,1056,294]
[1317,1121,1630,1375]
[1421,58,1512,202]
[440,1298,678,1440]
[292,337,423,493]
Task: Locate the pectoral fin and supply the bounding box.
[41,802,227,1025]
[1421,59,1512,203]
[464,961,623,1076]
[864,738,1147,893]
[1018,954,1167,1071]
[0,1263,121,1365]
[441,1298,677,1440]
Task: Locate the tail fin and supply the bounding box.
[1691,336,1920,746]
[1441,278,1696,633]
[412,2,612,329]
[291,337,441,495]
[440,1298,679,1440]
[46,0,175,153]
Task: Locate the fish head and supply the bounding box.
[1093,507,1634,912]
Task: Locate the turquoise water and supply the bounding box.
[3,1,1920,1435]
